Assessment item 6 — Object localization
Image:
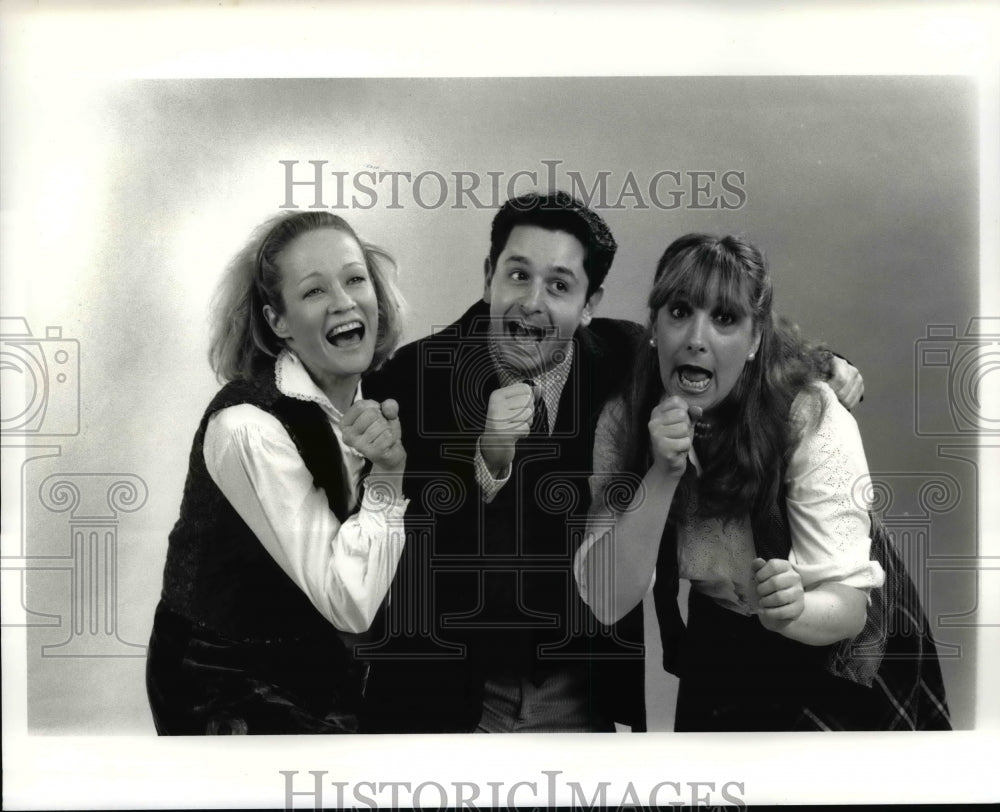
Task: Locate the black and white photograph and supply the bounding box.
[2,2,998,808]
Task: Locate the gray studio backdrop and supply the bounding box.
[11,76,980,733]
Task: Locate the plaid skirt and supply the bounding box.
[674,589,952,732]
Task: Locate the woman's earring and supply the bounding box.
[649,337,656,347]
[748,352,755,361]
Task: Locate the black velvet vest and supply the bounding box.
[654,471,888,687]
[160,367,352,645]
[652,471,812,674]
[652,472,953,730]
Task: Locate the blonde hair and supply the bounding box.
[208,211,404,382]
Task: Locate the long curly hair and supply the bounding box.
[207,211,405,383]
[617,233,832,523]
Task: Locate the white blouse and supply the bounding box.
[203,350,408,634]
[577,382,884,615]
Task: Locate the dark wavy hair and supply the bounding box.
[617,233,833,523]
[208,211,405,383]
[488,190,617,297]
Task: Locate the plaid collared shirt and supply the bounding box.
[488,338,575,436]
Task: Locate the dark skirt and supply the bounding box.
[674,591,881,731]
[146,601,363,735]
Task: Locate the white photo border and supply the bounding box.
[2,1,998,809]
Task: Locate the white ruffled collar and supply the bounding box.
[273,349,362,423]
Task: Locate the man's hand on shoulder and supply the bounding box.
[829,355,864,410]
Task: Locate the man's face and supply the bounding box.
[484,225,603,378]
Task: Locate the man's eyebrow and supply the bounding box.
[502,257,582,280]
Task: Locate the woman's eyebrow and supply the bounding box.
[294,271,324,285]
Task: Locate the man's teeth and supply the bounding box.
[509,322,550,339]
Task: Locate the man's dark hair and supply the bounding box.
[488,190,617,297]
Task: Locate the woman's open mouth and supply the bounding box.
[326,320,366,347]
[676,364,712,394]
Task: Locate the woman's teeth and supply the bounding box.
[677,367,711,392]
[327,321,365,347]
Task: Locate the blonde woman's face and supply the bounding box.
[264,228,379,397]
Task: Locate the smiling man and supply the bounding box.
[361,191,648,733]
[485,220,598,376]
[478,203,607,482]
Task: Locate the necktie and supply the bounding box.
[524,379,549,438]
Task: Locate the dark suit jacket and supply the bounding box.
[361,300,647,732]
